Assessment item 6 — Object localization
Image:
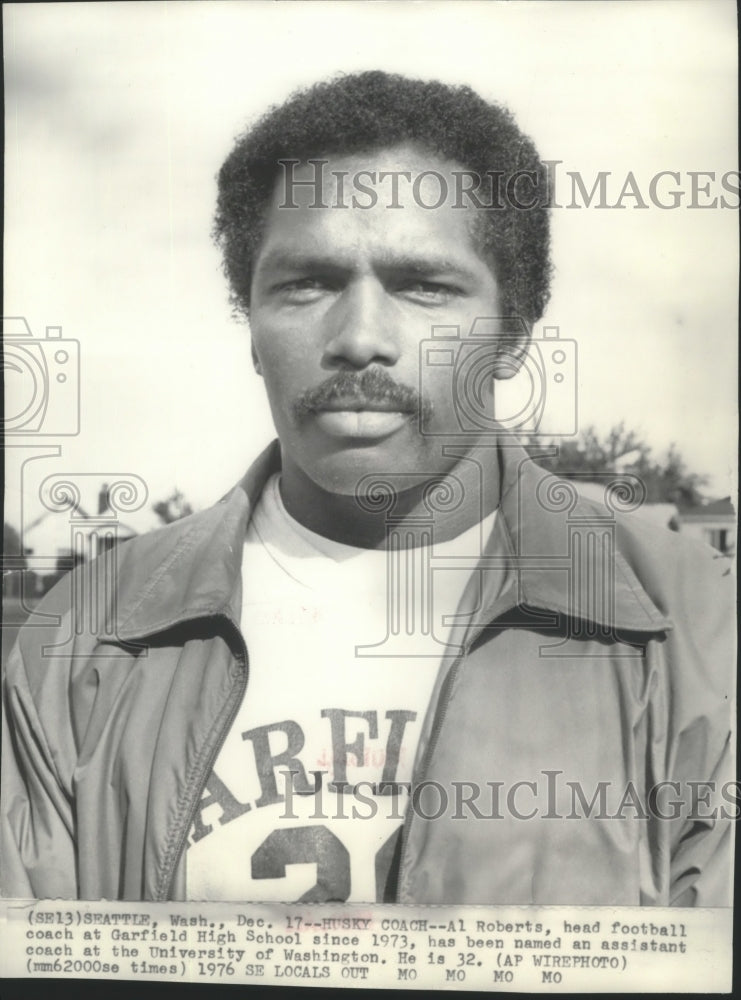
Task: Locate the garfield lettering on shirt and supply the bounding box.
[185,473,496,902]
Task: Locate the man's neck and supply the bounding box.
[278,445,501,548]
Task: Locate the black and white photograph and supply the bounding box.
[1,0,736,991]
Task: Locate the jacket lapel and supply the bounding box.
[107,442,281,642]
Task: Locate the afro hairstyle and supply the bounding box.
[214,70,552,324]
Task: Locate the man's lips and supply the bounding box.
[312,407,413,439]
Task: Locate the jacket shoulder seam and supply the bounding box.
[116,524,202,633]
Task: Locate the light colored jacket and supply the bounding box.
[1,441,734,903]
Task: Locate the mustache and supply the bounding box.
[292,368,432,421]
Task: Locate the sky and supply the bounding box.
[3,0,738,542]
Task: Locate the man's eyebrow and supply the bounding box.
[380,254,476,279]
[256,251,349,274]
[257,250,478,279]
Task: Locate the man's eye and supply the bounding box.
[400,281,459,301]
[275,278,332,300]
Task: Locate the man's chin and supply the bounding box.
[296,437,462,500]
[305,448,411,497]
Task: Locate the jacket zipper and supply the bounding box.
[159,612,249,900]
[394,601,514,902]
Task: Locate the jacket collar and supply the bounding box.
[491,440,671,633]
[111,441,280,641]
[110,437,670,641]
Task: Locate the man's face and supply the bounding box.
[249,145,524,495]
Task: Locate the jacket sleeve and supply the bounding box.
[665,548,736,907]
[1,637,78,899]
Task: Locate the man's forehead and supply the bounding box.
[254,211,487,280]
[255,144,488,271]
[267,143,479,212]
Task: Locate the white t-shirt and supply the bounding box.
[186,474,496,902]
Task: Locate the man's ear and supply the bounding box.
[251,342,263,376]
[491,323,532,380]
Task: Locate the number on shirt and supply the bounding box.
[250,826,402,902]
[251,825,351,902]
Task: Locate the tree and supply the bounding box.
[524,422,708,507]
[152,489,195,525]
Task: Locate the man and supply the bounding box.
[1,72,734,904]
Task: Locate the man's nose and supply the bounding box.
[322,280,400,370]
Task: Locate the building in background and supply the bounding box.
[678,497,736,560]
